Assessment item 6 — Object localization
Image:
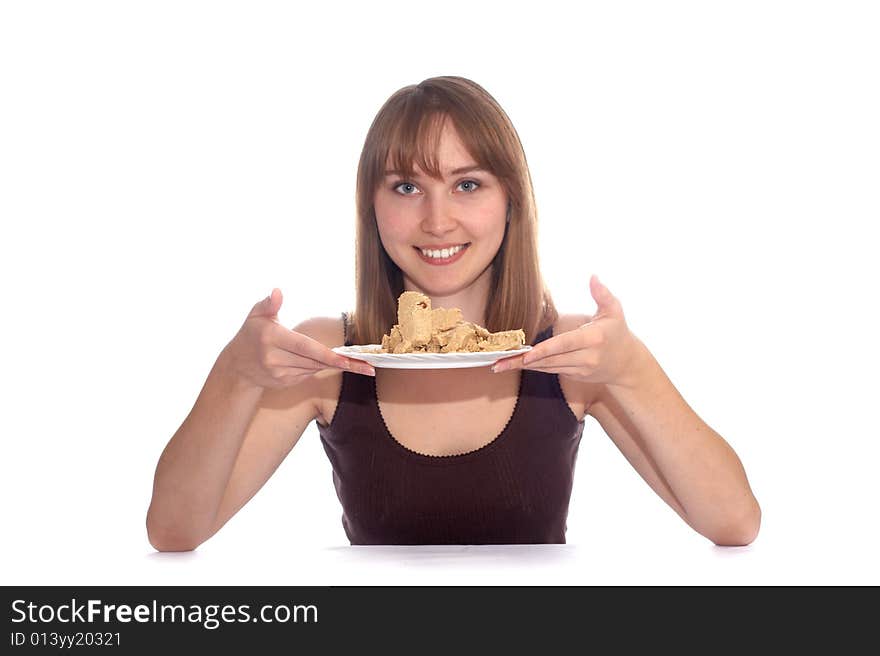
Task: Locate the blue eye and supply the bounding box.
[391,179,481,195]
[393,181,418,195]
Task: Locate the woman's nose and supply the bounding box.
[421,196,458,233]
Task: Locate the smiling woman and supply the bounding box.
[349,77,556,348]
[371,119,511,322]
[147,75,760,550]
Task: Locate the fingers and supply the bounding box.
[493,349,597,373]
[267,347,374,376]
[273,328,344,368]
[264,367,322,387]
[491,357,591,380]
[271,327,375,375]
[523,350,598,370]
[266,348,337,371]
[249,288,283,319]
[524,362,590,374]
[490,354,525,372]
[521,326,602,366]
[589,275,623,317]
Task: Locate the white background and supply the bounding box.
[1,1,878,585]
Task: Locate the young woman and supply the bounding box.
[146,76,761,550]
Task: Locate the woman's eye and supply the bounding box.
[391,179,480,195]
[393,182,419,195]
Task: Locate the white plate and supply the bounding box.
[332,344,532,369]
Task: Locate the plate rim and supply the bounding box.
[332,344,532,358]
[331,344,532,369]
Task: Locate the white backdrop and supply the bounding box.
[2,1,878,585]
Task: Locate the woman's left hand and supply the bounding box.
[492,275,645,387]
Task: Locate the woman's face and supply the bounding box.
[373,120,508,298]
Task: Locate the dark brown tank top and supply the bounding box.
[315,313,586,544]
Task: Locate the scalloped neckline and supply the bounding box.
[372,369,525,463]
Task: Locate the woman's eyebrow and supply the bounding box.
[383,164,485,177]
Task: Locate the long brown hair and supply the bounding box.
[347,76,558,346]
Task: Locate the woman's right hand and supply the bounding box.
[222,288,374,390]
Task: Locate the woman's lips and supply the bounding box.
[414,243,470,266]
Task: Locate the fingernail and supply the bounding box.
[365,367,376,376]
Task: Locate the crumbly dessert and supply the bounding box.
[371,291,526,354]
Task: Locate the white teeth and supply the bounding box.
[420,244,465,259]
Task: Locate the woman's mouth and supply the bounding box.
[414,243,470,265]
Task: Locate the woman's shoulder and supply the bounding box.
[290,315,347,348]
[551,311,594,337]
[289,316,348,425]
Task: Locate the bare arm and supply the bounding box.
[589,337,762,546]
[146,292,370,552]
[502,277,761,546]
[145,348,269,551]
